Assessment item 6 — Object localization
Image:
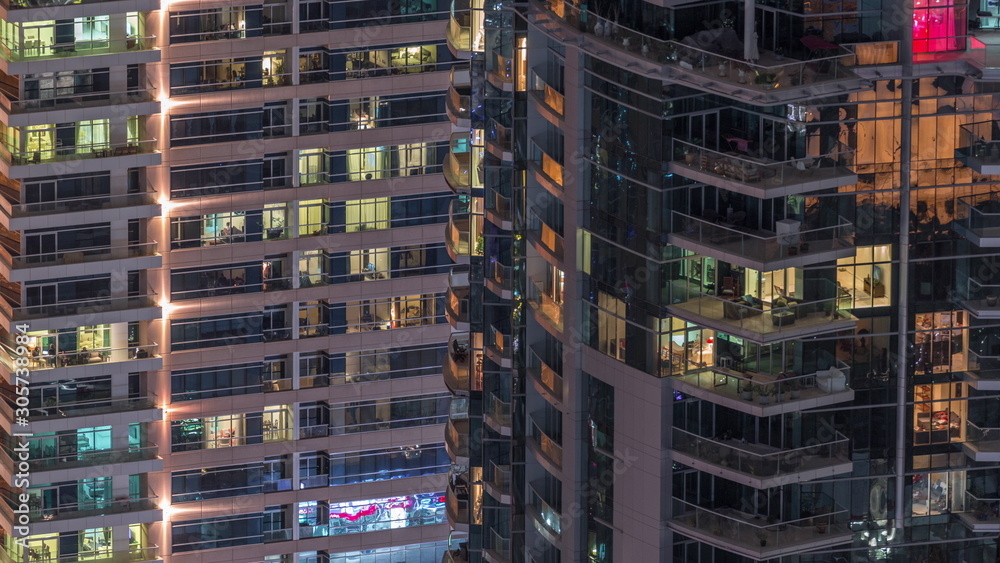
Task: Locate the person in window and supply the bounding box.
[230,223,243,242]
[47,343,56,366]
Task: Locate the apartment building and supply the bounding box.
[443,0,1000,561]
[0,1,464,562]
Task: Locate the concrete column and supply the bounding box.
[291,351,302,390]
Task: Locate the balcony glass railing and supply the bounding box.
[12,496,158,522]
[486,324,511,360]
[671,495,849,549]
[529,140,564,187]
[447,85,471,121]
[540,0,858,94]
[968,350,1000,384]
[671,211,854,265]
[444,150,472,191]
[446,0,485,51]
[529,72,564,116]
[966,421,1000,449]
[677,360,850,402]
[14,293,157,320]
[527,208,564,260]
[8,343,158,371]
[487,529,511,561]
[957,193,1000,240]
[444,334,472,392]
[487,393,511,427]
[960,121,1000,161]
[669,278,853,338]
[7,86,156,115]
[673,139,854,187]
[528,346,563,401]
[528,417,562,468]
[17,444,159,471]
[964,491,1000,524]
[0,37,156,63]
[527,277,564,330]
[13,241,159,269]
[447,482,470,523]
[2,140,157,166]
[445,286,470,325]
[489,461,510,493]
[446,200,482,258]
[446,417,470,456]
[488,260,512,290]
[10,192,157,218]
[0,545,159,563]
[28,395,158,421]
[671,427,849,478]
[528,483,562,535]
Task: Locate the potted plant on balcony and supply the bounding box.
[781,372,801,399]
[756,529,768,547]
[987,294,998,307]
[755,383,774,405]
[741,378,754,401]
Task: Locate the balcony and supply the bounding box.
[955,194,1000,247]
[485,324,512,368]
[670,140,857,199]
[443,332,474,396]
[4,86,159,127]
[446,199,483,264]
[484,529,512,563]
[527,208,564,264]
[957,273,1000,319]
[446,0,484,57]
[8,342,159,374]
[526,277,563,331]
[1,140,159,179]
[667,281,857,344]
[528,346,563,407]
[670,427,853,489]
[447,84,472,129]
[529,71,564,118]
[445,417,471,464]
[0,545,159,563]
[528,140,564,194]
[12,241,158,269]
[957,491,1000,533]
[484,393,511,436]
[0,36,156,63]
[485,260,513,299]
[445,269,471,331]
[527,483,561,543]
[672,363,852,416]
[10,495,159,524]
[5,192,159,230]
[527,416,562,472]
[446,475,472,531]
[484,461,511,504]
[669,212,856,272]
[964,350,1000,391]
[21,443,159,473]
[485,188,512,231]
[957,121,1000,175]
[444,148,473,194]
[539,0,863,104]
[668,496,852,560]
[27,395,160,423]
[13,293,159,326]
[963,421,1000,462]
[486,51,513,91]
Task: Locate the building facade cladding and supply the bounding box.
[443,0,1000,561]
[0,1,463,563]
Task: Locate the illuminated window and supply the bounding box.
[837,245,892,308]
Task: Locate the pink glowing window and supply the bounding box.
[913,0,967,53]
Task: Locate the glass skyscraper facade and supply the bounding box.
[443,0,1000,561]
